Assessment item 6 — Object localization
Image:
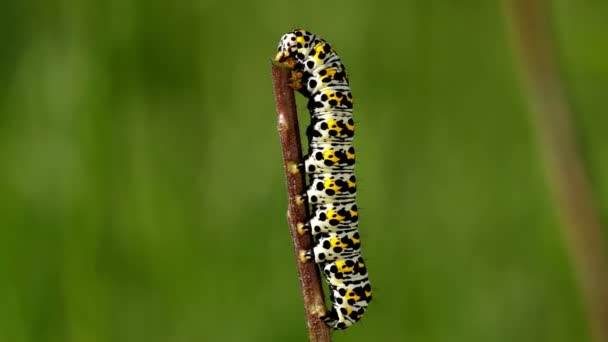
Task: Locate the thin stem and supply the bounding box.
[505,1,608,341]
[271,63,333,342]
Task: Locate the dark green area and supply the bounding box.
[0,0,606,341]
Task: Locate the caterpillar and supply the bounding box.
[275,29,372,330]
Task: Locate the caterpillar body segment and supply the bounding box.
[308,202,359,235]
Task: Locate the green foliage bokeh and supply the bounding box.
[1,0,607,341]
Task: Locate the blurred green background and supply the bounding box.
[1,0,607,341]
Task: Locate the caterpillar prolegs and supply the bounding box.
[275,29,372,330]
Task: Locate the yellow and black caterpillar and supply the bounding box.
[275,29,372,330]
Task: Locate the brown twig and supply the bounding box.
[271,63,333,342]
[505,1,608,341]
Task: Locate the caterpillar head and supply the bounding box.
[275,29,317,63]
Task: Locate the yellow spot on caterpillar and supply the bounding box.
[324,178,340,192]
[336,260,355,273]
[330,236,348,249]
[346,149,355,161]
[324,150,339,163]
[327,119,341,134]
[345,120,355,132]
[343,306,353,315]
[328,209,345,222]
[312,45,325,62]
[345,289,361,302]
[324,68,337,78]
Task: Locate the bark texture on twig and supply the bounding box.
[271,63,333,342]
[505,1,608,341]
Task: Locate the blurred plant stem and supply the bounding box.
[505,0,608,341]
[271,63,332,342]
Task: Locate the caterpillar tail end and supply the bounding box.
[320,311,349,330]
